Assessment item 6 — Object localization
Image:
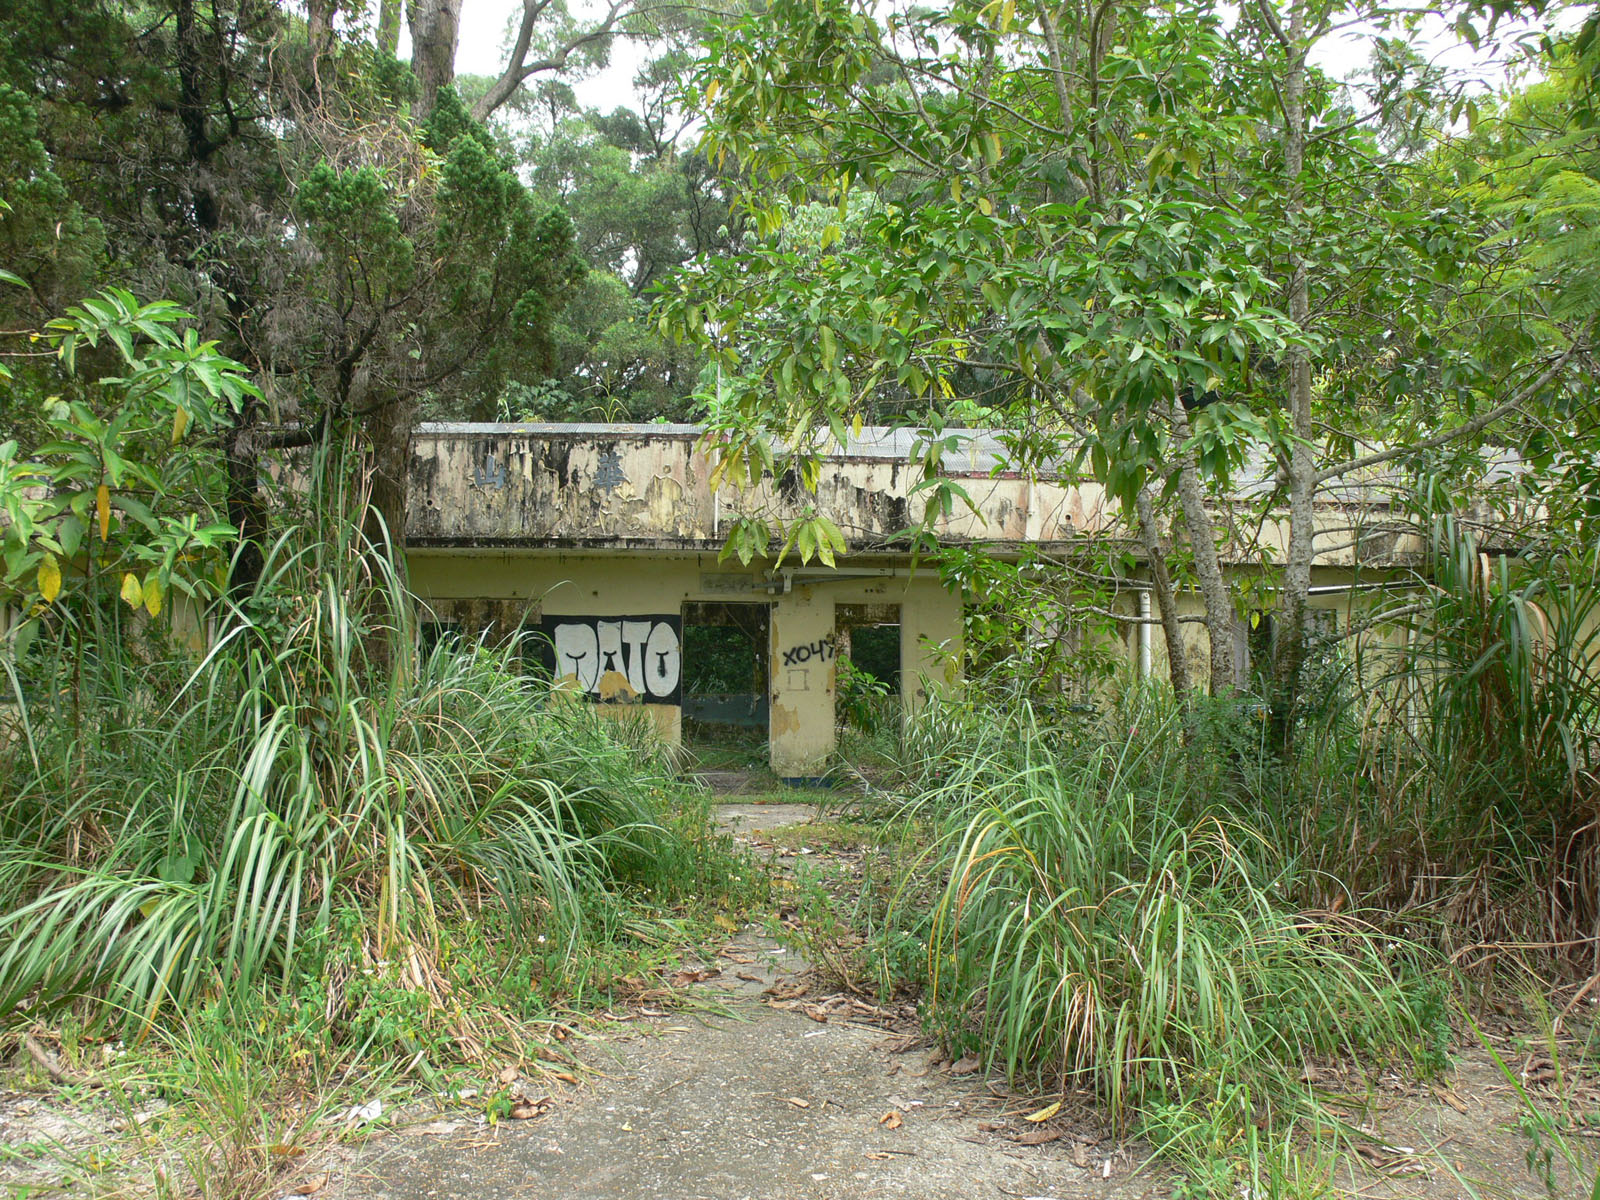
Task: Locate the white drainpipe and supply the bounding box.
[1137,589,1153,679]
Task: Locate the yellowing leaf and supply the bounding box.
[172,405,190,444]
[713,913,738,932]
[1024,1100,1061,1123]
[977,196,994,216]
[143,574,164,617]
[37,554,61,603]
[1000,0,1015,31]
[951,176,963,203]
[704,78,721,104]
[120,572,143,609]
[96,484,110,541]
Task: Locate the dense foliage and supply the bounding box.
[3,0,1600,1195]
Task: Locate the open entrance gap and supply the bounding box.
[835,603,901,737]
[681,601,770,772]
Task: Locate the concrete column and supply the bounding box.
[899,578,962,719]
[768,586,837,779]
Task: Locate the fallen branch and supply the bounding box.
[21,1033,96,1087]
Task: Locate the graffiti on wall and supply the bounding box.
[473,451,507,490]
[539,615,682,704]
[780,637,835,667]
[592,449,627,492]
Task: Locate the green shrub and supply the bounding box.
[0,484,729,1051]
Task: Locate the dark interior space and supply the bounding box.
[681,601,770,768]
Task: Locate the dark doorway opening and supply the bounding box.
[681,601,770,771]
[835,603,901,737]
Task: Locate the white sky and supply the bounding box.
[437,0,1550,116]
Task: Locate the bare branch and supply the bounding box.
[1315,343,1583,485]
[472,0,630,122]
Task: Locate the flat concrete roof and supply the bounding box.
[417,423,1015,475]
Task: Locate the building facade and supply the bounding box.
[405,422,1419,778]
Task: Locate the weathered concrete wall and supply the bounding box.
[407,549,961,779]
[408,423,1426,574]
[408,424,1111,551]
[1132,566,1413,689]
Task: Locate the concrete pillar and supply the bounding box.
[899,579,961,718]
[768,585,837,779]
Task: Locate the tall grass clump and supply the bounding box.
[1289,513,1600,972]
[0,467,715,1056]
[886,691,1449,1190]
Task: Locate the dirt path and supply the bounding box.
[333,802,1156,1200]
[3,799,1570,1198]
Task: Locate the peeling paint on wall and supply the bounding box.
[770,702,802,736]
[407,426,1110,551]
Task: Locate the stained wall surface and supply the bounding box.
[403,423,1428,775]
[406,550,959,778]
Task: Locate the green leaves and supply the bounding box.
[0,286,252,620]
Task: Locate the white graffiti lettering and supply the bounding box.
[546,616,681,702]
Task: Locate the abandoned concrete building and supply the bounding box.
[405,422,1422,779]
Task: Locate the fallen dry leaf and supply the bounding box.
[879,1110,903,1129]
[1432,1085,1469,1114]
[949,1055,981,1076]
[499,1065,520,1086]
[268,1144,306,1159]
[866,1151,892,1161]
[672,967,721,985]
[1072,1142,1088,1168]
[553,1072,578,1085]
[977,1121,1005,1133]
[1024,1100,1062,1123]
[736,971,763,983]
[801,1005,830,1023]
[713,914,738,932]
[763,977,809,1001]
[1355,1142,1427,1177]
[290,1175,328,1196]
[786,1097,811,1109]
[510,1098,550,1120]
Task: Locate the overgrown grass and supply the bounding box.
[856,688,1453,1196]
[0,478,757,1071]
[1283,515,1600,976]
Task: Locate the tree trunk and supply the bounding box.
[307,0,335,95]
[407,0,461,121]
[225,399,268,599]
[1272,0,1315,748]
[1134,484,1193,696]
[1167,403,1241,695]
[363,395,415,576]
[377,0,402,56]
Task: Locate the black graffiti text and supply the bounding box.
[781,638,836,667]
